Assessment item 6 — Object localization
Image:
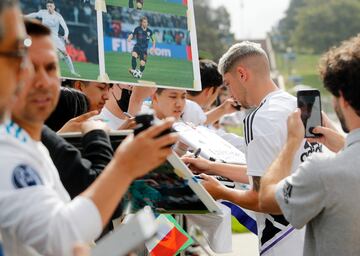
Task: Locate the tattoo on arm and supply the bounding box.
[252,176,261,192]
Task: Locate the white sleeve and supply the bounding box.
[247,128,284,177]
[182,100,206,126]
[0,187,102,256]
[25,11,42,19]
[59,15,69,38]
[275,155,327,228]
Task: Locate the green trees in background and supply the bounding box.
[194,0,235,61]
[277,0,360,54]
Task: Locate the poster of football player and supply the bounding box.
[21,0,201,90]
[107,0,187,16]
[103,0,201,90]
[21,0,101,81]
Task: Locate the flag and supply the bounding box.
[146,214,193,256]
[221,201,258,235]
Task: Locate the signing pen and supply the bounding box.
[124,112,133,118]
[193,148,201,158]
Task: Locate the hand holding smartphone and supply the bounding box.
[297,89,323,138]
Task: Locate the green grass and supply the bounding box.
[59,61,100,81]
[225,126,244,137]
[276,51,336,117]
[232,216,251,233]
[105,52,194,88]
[276,52,330,96]
[106,0,187,16]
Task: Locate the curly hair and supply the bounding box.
[319,34,360,117]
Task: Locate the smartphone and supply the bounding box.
[232,101,242,111]
[297,89,322,138]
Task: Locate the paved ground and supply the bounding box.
[218,233,258,256]
[196,233,258,256]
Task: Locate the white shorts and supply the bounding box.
[51,35,66,53]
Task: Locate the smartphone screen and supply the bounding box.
[297,90,322,138]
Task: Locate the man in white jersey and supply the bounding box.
[25,0,80,77]
[0,19,178,256]
[259,35,360,256]
[184,41,321,255]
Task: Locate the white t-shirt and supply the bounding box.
[98,107,126,130]
[181,99,207,126]
[244,90,321,255]
[0,120,102,256]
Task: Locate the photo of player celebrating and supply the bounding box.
[127,16,156,79]
[128,0,144,10]
[25,0,80,77]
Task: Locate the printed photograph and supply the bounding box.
[121,161,209,214]
[20,0,100,80]
[106,0,188,16]
[103,2,200,89]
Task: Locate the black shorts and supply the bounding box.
[133,45,148,62]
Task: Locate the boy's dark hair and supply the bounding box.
[68,80,113,89]
[24,18,51,37]
[319,34,360,117]
[155,88,165,95]
[188,59,223,96]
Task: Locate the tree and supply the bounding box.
[291,0,360,53]
[194,0,235,61]
[275,0,360,54]
[277,0,306,45]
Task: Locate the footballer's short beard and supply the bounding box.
[239,91,252,110]
[335,102,349,133]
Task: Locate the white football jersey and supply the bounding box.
[243,90,321,255]
[26,10,69,52]
[26,10,69,38]
[0,120,102,256]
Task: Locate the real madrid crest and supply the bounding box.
[12,164,43,189]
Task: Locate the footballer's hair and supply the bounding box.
[188,59,223,96]
[46,0,55,5]
[218,41,268,75]
[139,16,148,25]
[319,34,360,117]
[0,0,18,41]
[24,18,51,37]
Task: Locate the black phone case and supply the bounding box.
[297,90,323,138]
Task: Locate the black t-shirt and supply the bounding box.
[45,87,89,132]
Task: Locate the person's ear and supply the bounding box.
[235,66,248,82]
[152,93,158,104]
[74,81,83,91]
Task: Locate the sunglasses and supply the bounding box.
[0,37,32,71]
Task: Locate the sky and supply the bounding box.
[210,0,291,39]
